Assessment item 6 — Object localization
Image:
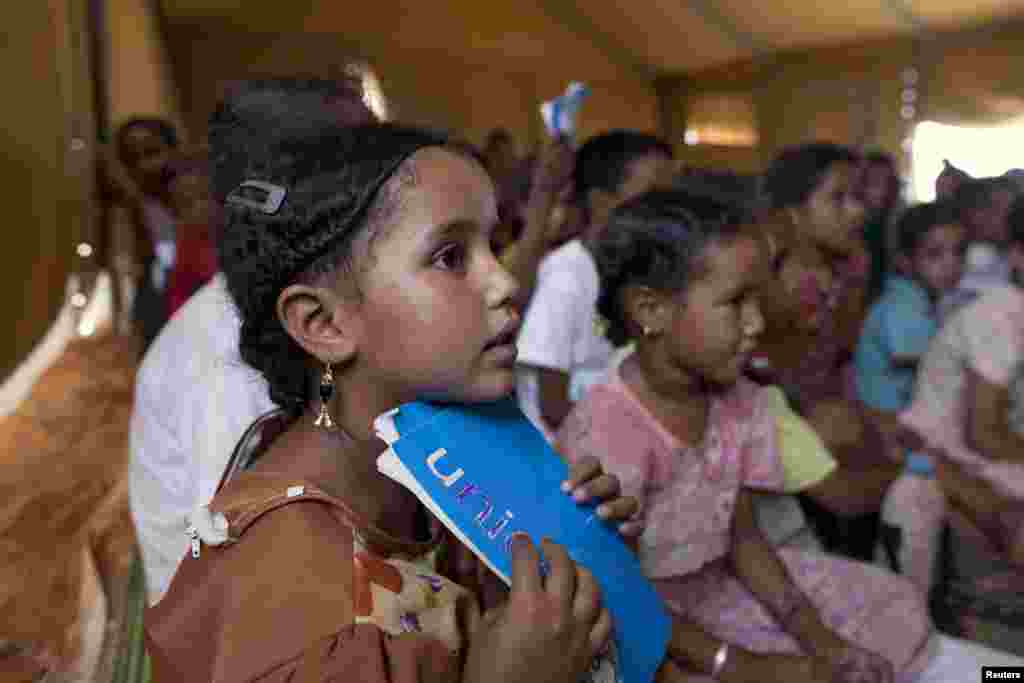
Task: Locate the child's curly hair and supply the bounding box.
[208,79,457,415]
[593,190,749,346]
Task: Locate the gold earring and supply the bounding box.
[314,362,337,431]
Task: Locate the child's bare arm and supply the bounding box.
[536,368,573,431]
[729,489,834,652]
[500,141,574,308]
[663,615,810,683]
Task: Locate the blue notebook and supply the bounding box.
[374,398,670,683]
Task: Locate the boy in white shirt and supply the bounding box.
[128,77,374,603]
[940,177,1018,321]
[516,130,673,440]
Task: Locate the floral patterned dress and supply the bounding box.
[558,370,936,681]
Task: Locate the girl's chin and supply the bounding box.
[477,374,517,402]
[441,373,517,405]
[707,364,744,389]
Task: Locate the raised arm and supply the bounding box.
[499,140,574,309]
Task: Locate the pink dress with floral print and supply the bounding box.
[558,370,936,681]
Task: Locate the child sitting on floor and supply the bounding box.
[854,200,965,594]
[560,189,1018,682]
[901,196,1024,568]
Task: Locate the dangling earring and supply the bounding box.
[314,362,337,431]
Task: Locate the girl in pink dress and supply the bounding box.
[560,190,943,682]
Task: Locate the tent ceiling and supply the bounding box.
[161,0,1024,78]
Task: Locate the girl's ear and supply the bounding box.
[276,284,362,365]
[621,285,671,337]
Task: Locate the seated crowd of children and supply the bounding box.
[124,78,1024,683]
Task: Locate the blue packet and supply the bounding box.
[375,398,670,683]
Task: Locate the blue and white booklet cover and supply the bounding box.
[374,398,670,683]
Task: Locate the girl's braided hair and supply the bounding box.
[208,79,449,414]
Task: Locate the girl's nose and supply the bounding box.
[485,254,520,309]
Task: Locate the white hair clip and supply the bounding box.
[185,505,231,559]
[226,180,287,215]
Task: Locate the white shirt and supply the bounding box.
[939,242,1010,323]
[128,274,275,604]
[515,240,615,440]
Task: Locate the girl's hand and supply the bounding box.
[558,451,644,538]
[462,535,611,683]
[530,139,575,197]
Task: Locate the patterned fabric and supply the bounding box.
[224,479,472,649]
[775,252,868,410]
[145,476,478,682]
[558,367,935,678]
[901,286,1024,502]
[559,375,781,579]
[349,537,472,652]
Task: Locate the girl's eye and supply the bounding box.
[432,243,467,271]
[771,248,788,274]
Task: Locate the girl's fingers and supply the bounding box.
[508,533,543,596]
[571,565,602,625]
[588,608,614,656]
[617,519,646,538]
[572,474,621,504]
[540,539,575,611]
[594,495,639,522]
[562,456,602,493]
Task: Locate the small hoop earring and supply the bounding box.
[314,362,337,431]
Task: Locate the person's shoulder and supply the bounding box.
[529,242,594,307]
[577,377,624,413]
[136,274,237,387]
[149,485,362,682]
[860,294,890,332]
[877,277,931,320]
[562,377,630,433]
[200,477,363,610]
[973,284,1024,314]
[725,377,775,418]
[951,286,1024,335]
[538,239,591,277]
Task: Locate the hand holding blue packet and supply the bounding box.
[374,398,670,683]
